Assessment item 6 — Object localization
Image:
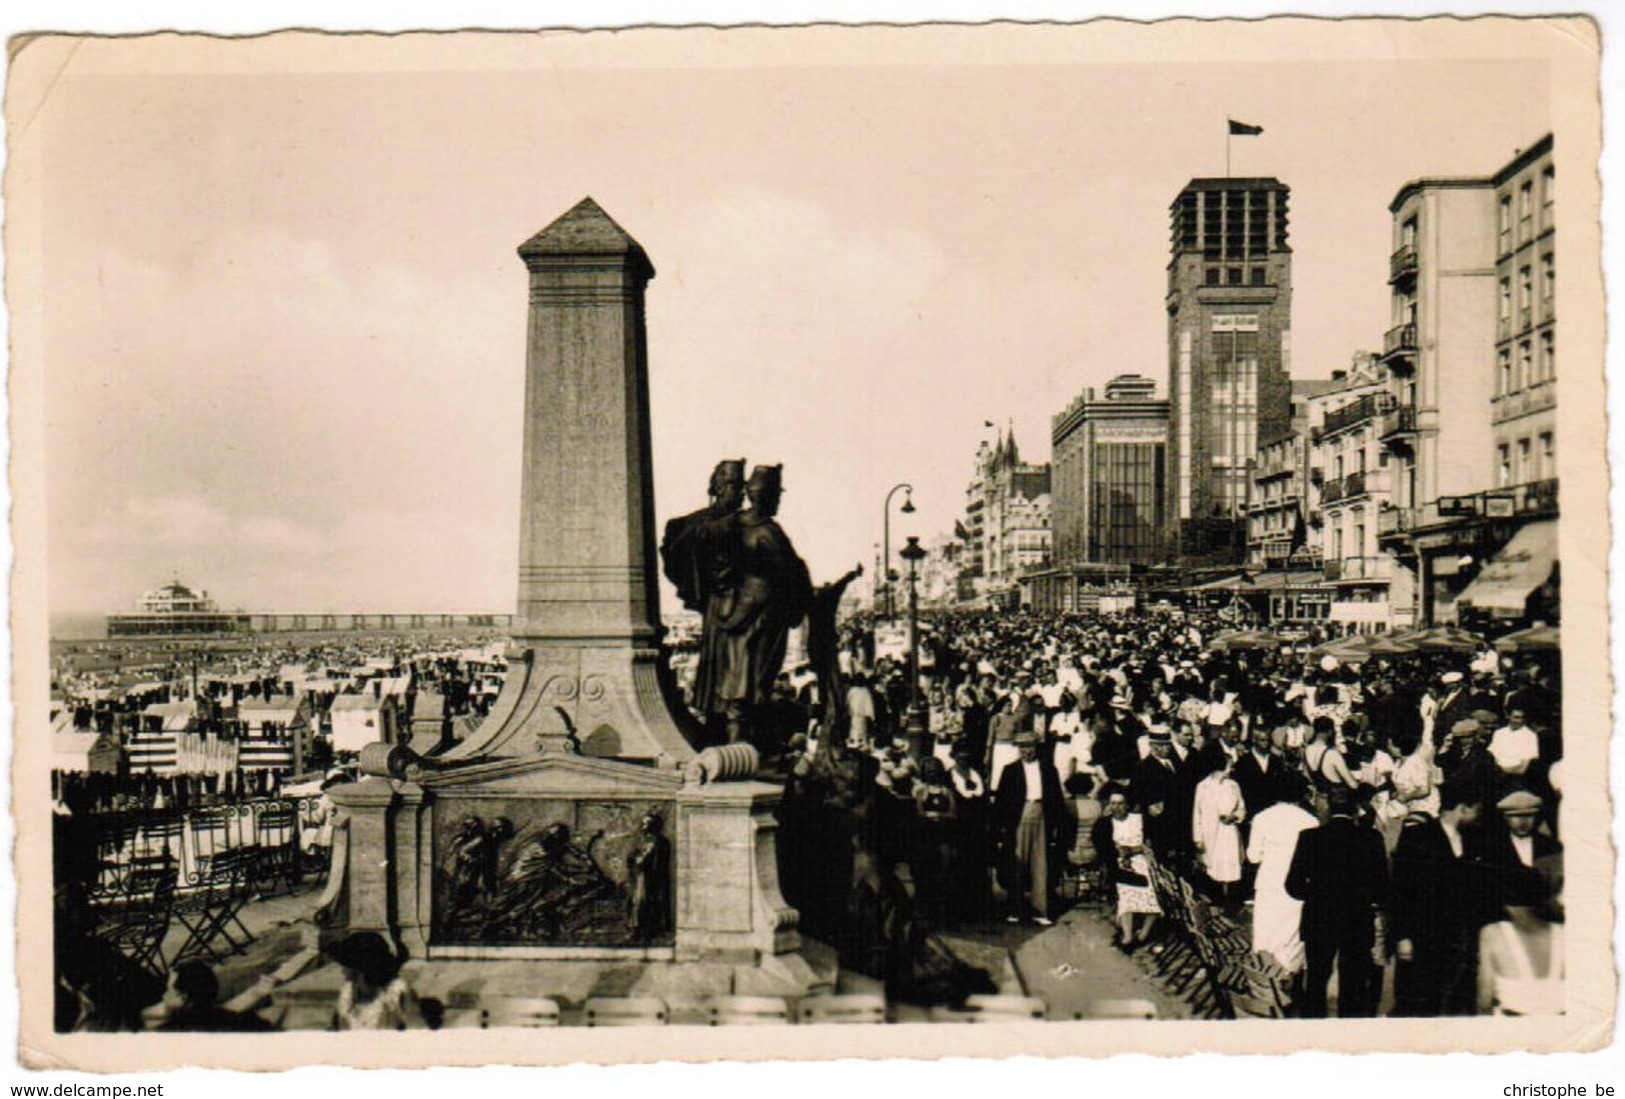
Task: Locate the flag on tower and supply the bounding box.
[1229,119,1264,136]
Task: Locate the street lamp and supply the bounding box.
[882,483,915,621]
[899,535,929,758]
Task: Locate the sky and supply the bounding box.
[20,22,1556,619]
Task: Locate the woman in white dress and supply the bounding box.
[1192,757,1247,908]
[1245,775,1319,973]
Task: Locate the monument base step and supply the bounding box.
[269,944,839,1028]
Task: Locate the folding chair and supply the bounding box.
[797,994,887,1025]
[252,803,301,895]
[89,857,177,980]
[1232,954,1296,1019]
[171,846,254,964]
[584,996,669,1026]
[482,996,562,1028]
[185,808,233,884]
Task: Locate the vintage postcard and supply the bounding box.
[6,15,1611,1076]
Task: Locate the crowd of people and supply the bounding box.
[59,606,1566,1029]
[774,607,1564,1018]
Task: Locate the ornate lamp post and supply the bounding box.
[882,483,915,621]
[899,535,930,758]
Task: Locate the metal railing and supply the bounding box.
[1383,323,1418,356]
[1379,405,1418,440]
[1389,245,1418,283]
[1377,507,1415,536]
[1322,393,1398,438]
[1324,555,1393,582]
[1321,470,1382,505]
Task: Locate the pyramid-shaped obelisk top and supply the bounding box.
[518,197,654,277]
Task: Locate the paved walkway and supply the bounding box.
[1006,905,1192,1021]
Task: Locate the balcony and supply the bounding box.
[1320,470,1381,505]
[1404,479,1559,530]
[1325,555,1394,584]
[1523,477,1559,516]
[1379,405,1418,448]
[1322,393,1398,438]
[1389,245,1418,285]
[1381,323,1418,369]
[1492,378,1557,424]
[1377,506,1415,537]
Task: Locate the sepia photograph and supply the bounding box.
[5,9,1613,1077]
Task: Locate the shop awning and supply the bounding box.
[1248,569,1327,592]
[1458,520,1557,616]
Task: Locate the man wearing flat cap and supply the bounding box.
[994,728,1073,926]
[1484,789,1562,916]
[1437,717,1496,802]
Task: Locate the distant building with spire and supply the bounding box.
[958,423,1052,607]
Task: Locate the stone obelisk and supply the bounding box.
[446,197,694,766]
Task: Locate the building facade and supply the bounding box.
[1247,377,1335,572]
[1166,178,1294,566]
[1032,374,1166,611]
[1307,357,1416,629]
[959,428,1052,607]
[1377,135,1557,626]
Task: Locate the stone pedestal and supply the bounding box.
[319,755,818,987]
[674,781,797,963]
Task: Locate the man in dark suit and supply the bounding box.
[994,729,1074,926]
[1286,784,1390,1017]
[1388,782,1488,1016]
[1231,723,1285,819]
[1432,671,1474,746]
[1131,725,1189,866]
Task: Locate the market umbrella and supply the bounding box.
[1364,633,1420,656]
[1399,625,1484,653]
[1493,624,1560,653]
[1309,634,1377,660]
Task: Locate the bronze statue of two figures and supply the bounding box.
[661,461,860,750]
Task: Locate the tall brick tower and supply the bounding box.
[1165,178,1293,566]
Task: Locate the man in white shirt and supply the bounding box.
[1488,708,1540,777]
